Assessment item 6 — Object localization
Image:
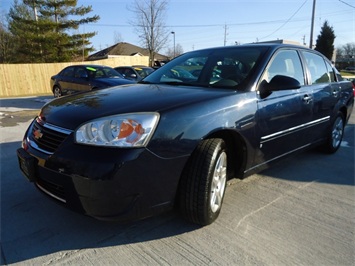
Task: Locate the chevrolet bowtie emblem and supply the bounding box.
[34,129,43,139]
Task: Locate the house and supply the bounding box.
[87,42,169,66]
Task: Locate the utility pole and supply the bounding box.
[171,31,175,58]
[223,23,228,46]
[309,0,316,49]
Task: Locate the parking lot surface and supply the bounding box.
[1,96,354,265]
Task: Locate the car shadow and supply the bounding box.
[259,124,354,186]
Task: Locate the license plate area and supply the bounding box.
[17,148,37,182]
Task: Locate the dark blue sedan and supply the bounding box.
[18,44,354,225]
[50,64,134,97]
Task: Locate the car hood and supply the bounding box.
[40,84,236,129]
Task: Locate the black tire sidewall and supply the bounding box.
[179,138,227,225]
[204,140,227,224]
[325,112,345,153]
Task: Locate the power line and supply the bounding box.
[338,0,355,9]
[259,0,308,41]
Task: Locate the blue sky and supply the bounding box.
[1,0,354,55]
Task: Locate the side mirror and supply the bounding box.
[259,75,301,98]
[130,74,137,78]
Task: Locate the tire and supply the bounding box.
[179,138,227,226]
[321,112,345,154]
[53,86,62,98]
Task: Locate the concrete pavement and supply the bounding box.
[1,96,354,265]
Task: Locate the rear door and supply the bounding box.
[255,49,313,165]
[300,50,340,140]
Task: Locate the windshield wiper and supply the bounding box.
[161,81,198,86]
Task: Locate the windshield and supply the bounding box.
[143,46,266,88]
[88,67,124,79]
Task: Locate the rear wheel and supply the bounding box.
[321,112,345,153]
[179,138,227,226]
[53,86,62,98]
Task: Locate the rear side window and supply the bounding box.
[324,60,335,82]
[302,51,330,84]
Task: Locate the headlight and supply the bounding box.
[75,113,159,147]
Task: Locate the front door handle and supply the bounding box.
[303,94,313,104]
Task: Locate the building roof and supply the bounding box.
[88,42,168,61]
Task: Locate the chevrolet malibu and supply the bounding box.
[17,44,354,225]
[50,65,134,97]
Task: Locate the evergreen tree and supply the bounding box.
[0,18,16,63]
[8,0,99,63]
[315,20,336,60]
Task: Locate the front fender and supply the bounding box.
[148,92,258,159]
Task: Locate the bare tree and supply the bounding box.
[336,43,355,58]
[129,0,170,66]
[114,31,123,44]
[166,43,184,59]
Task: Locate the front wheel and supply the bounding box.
[321,112,345,153]
[179,138,227,226]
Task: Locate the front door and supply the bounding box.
[255,49,314,165]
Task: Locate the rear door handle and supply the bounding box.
[332,90,339,97]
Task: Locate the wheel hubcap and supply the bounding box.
[210,151,227,213]
[332,117,343,148]
[54,88,61,97]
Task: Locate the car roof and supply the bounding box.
[195,43,318,54]
[67,65,112,69]
[187,43,328,62]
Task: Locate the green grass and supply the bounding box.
[340,71,355,77]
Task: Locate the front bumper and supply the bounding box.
[17,130,188,221]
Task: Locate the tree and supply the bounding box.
[335,42,355,70]
[338,43,355,59]
[166,43,184,59]
[8,0,99,63]
[129,0,170,67]
[0,17,16,63]
[8,0,40,62]
[314,20,336,60]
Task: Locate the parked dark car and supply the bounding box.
[50,65,134,97]
[114,66,155,81]
[18,44,354,225]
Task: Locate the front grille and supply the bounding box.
[31,118,72,154]
[36,177,66,203]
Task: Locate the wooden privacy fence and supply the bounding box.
[0,56,149,97]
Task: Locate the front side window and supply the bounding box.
[261,49,305,85]
[302,51,330,84]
